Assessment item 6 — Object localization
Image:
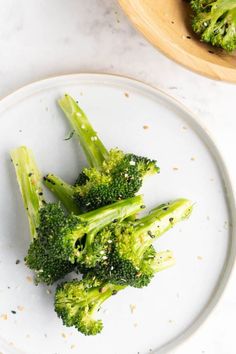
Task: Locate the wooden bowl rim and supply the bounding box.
[118,0,236,83]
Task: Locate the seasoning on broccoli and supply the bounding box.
[44,94,159,212]
[11,146,145,284]
[191,0,236,52]
[55,249,174,336]
[78,199,193,288]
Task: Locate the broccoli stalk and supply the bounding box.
[11,146,145,284]
[55,250,175,335]
[11,146,44,238]
[191,0,236,52]
[58,94,109,168]
[44,94,159,212]
[87,199,193,287]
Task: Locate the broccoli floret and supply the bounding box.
[11,147,145,284]
[55,276,125,335]
[55,250,175,335]
[44,95,159,212]
[191,0,236,52]
[78,199,193,287]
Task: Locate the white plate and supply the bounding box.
[0,74,235,354]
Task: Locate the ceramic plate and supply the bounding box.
[0,74,235,354]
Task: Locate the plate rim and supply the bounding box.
[118,0,236,83]
[0,72,235,354]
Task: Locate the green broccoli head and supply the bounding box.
[55,277,124,335]
[79,199,192,288]
[44,95,159,213]
[11,146,144,284]
[74,149,159,212]
[191,0,236,52]
[25,203,78,284]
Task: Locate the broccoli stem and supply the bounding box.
[10,146,44,239]
[44,174,80,214]
[149,250,175,273]
[134,199,193,257]
[81,195,144,248]
[58,94,109,169]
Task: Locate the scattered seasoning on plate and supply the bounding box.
[11,310,16,314]
[61,333,67,339]
[46,289,52,295]
[129,304,136,314]
[182,126,188,130]
[172,167,179,171]
[133,322,138,327]
[26,276,33,283]
[15,259,20,265]
[0,314,8,320]
[143,125,149,130]
[17,305,24,311]
[26,334,30,339]
[71,344,76,349]
[190,157,196,161]
[124,92,129,98]
[197,256,203,261]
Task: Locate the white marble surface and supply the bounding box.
[0,1,235,353]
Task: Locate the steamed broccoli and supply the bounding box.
[55,250,174,335]
[11,146,145,284]
[44,94,159,213]
[191,0,236,52]
[78,199,193,288]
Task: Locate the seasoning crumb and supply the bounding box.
[168,319,174,324]
[103,309,107,314]
[26,276,33,283]
[44,333,48,338]
[124,92,129,98]
[15,259,20,264]
[17,305,24,311]
[71,344,76,349]
[80,92,83,96]
[172,167,179,171]
[130,304,136,314]
[19,129,22,133]
[11,310,16,314]
[0,314,8,320]
[46,289,52,295]
[133,322,138,327]
[61,333,67,339]
[197,256,203,260]
[182,126,188,130]
[26,334,30,339]
[190,157,196,161]
[143,125,149,130]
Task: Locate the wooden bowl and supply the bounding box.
[118,0,236,82]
